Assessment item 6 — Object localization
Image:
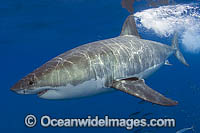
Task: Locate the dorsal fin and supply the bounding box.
[120,15,140,38]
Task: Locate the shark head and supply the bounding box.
[10,60,65,99]
[10,58,99,100]
[10,72,51,97]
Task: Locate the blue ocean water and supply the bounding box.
[0,0,200,132]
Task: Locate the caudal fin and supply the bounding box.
[172,32,189,67]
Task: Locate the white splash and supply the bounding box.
[134,3,200,53]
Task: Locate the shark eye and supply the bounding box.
[29,81,34,85]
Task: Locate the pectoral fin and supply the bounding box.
[112,77,178,106]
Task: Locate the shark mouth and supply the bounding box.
[37,89,49,97]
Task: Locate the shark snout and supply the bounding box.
[12,89,27,94]
[10,83,28,95]
[10,81,51,96]
[10,80,33,95]
[10,82,22,93]
[11,85,38,95]
[10,75,37,95]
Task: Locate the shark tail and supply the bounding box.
[172,32,189,67]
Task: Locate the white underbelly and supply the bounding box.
[38,79,114,100]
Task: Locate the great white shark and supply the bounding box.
[11,15,189,106]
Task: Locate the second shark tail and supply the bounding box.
[172,32,189,67]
